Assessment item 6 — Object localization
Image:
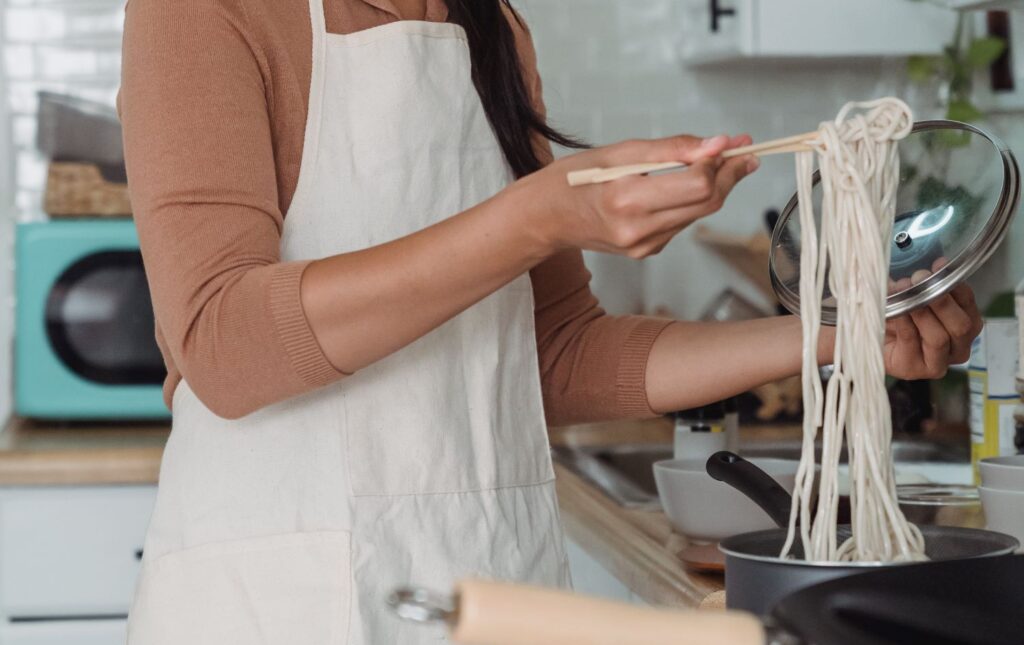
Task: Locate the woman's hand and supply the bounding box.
[509,134,760,259]
[884,283,983,380]
[644,285,984,415]
[882,257,983,380]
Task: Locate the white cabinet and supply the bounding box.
[1,620,126,645]
[566,539,645,604]
[681,0,959,64]
[944,1,1021,9]
[0,486,156,645]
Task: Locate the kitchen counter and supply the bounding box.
[0,417,169,485]
[551,418,728,609]
[551,417,974,610]
[0,415,734,607]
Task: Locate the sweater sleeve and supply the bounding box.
[510,10,674,426]
[120,0,344,419]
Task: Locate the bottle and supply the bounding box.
[1014,404,1024,455]
[672,402,728,461]
[1017,276,1024,395]
[723,396,740,452]
[1016,277,1024,454]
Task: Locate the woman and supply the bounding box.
[119,0,982,643]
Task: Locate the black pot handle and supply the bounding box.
[706,451,794,529]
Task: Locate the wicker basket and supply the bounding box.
[44,162,131,218]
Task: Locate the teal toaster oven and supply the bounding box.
[15,220,169,419]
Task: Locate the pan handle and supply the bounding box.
[447,579,765,645]
[706,451,794,529]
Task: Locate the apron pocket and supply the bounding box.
[128,531,351,645]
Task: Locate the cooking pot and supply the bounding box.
[706,451,1019,614]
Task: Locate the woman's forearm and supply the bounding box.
[302,135,755,375]
[301,188,552,373]
[644,316,835,414]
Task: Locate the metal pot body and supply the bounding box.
[720,525,1019,615]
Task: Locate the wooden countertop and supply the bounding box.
[0,414,749,608]
[0,417,169,486]
[551,418,727,609]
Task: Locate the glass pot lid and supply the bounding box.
[769,120,1020,324]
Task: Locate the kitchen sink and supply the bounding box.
[552,437,969,510]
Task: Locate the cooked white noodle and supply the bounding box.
[781,98,927,563]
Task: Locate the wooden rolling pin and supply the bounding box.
[392,579,765,645]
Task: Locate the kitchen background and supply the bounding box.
[0,0,1021,642]
[0,0,1023,420]
[9,0,1019,410]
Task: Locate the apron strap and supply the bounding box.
[296,0,327,207]
[308,0,327,37]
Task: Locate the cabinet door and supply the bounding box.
[945,1,1019,9]
[0,486,156,618]
[566,539,636,604]
[682,0,958,63]
[755,0,956,57]
[0,619,126,645]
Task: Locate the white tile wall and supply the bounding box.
[0,0,1019,372]
[0,0,124,423]
[1,0,124,223]
[519,0,1024,318]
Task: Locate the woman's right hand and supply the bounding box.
[508,134,759,259]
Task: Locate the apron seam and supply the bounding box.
[350,477,556,499]
[284,0,328,223]
[345,535,355,644]
[141,529,352,569]
[323,21,466,47]
[324,30,466,46]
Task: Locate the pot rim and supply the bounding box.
[718,526,1020,568]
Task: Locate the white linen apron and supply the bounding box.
[126,3,569,643]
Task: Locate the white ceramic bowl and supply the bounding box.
[979,486,1024,545]
[979,455,1024,492]
[653,457,799,542]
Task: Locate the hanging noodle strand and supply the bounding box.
[781,98,926,563]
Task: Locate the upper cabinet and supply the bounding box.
[681,0,960,64]
[944,1,1021,9]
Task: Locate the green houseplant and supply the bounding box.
[907,9,1006,127]
[902,8,1007,222]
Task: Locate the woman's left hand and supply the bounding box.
[883,282,983,380]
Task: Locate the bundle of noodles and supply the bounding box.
[781,98,926,563]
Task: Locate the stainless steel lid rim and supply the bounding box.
[770,119,1020,324]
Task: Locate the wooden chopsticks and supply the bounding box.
[566,130,819,187]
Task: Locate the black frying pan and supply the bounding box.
[772,554,1024,645]
[393,555,1024,645]
[706,451,1020,614]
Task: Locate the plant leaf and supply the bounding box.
[946,99,983,123]
[967,36,1006,70]
[907,55,941,83]
[903,163,919,183]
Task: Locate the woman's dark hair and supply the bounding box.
[445,0,587,178]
